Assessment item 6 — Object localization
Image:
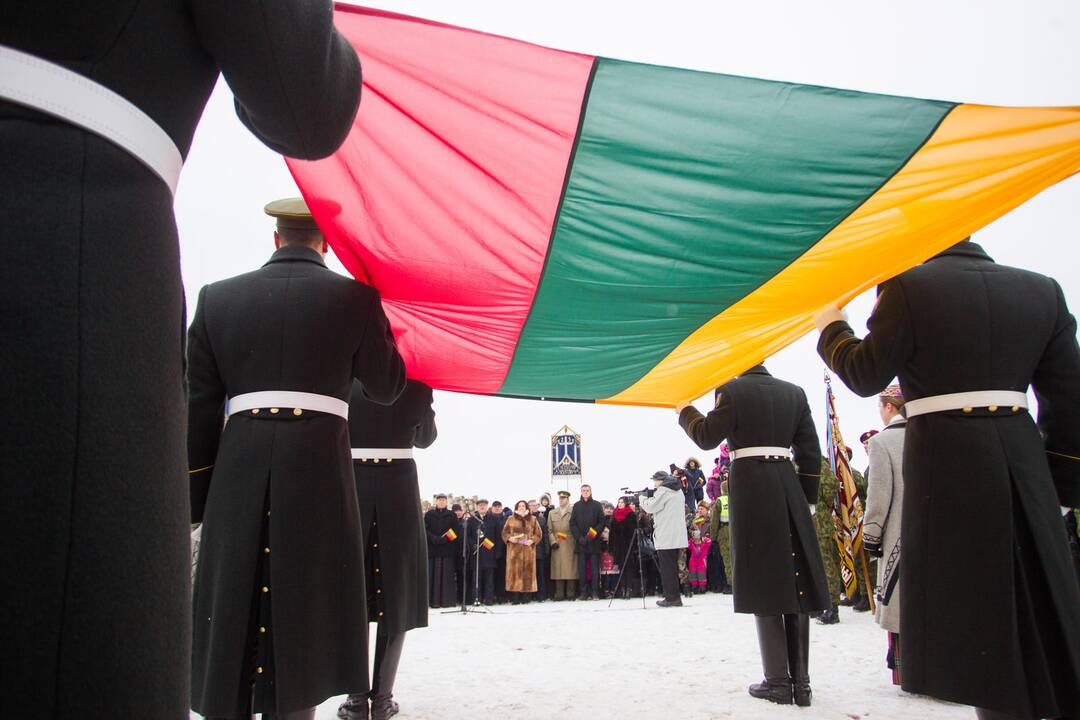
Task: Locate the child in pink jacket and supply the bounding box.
[688,529,712,592]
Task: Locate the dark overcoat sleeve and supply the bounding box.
[1033,280,1080,508]
[188,0,361,159]
[569,504,583,542]
[186,285,226,524]
[352,291,406,405]
[679,390,735,451]
[817,280,914,397]
[792,389,822,505]
[413,383,438,449]
[423,510,442,548]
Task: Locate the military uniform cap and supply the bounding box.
[557,490,571,498]
[264,197,320,231]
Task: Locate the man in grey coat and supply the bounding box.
[863,385,907,685]
[639,472,689,607]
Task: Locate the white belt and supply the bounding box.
[351,448,414,461]
[227,391,349,420]
[731,446,791,460]
[0,45,183,196]
[904,391,1028,418]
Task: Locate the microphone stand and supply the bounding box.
[442,512,490,615]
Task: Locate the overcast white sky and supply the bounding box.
[175,0,1080,505]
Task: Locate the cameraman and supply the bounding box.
[638,471,689,607]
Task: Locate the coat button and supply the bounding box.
[988,405,998,412]
[374,458,380,464]
[378,611,384,617]
[270,408,279,414]
[799,591,805,596]
[260,626,266,633]
[256,667,264,674]
[264,547,270,554]
[795,571,800,576]
[373,543,379,548]
[293,408,302,416]
[376,589,382,594]
[962,406,973,414]
[252,408,260,415]
[387,458,393,463]
[375,568,381,574]
[262,586,269,593]
[1012,405,1020,412]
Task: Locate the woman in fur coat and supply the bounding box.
[502,501,543,603]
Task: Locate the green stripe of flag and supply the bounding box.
[498,57,953,399]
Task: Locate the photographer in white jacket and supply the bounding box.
[639,472,689,607]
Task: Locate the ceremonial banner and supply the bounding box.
[551,426,582,482]
[825,373,869,601]
[287,4,1080,406]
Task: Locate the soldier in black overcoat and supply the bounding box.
[1,4,359,717]
[337,380,436,720]
[678,365,827,707]
[187,201,406,720]
[570,485,606,600]
[815,239,1080,720]
[424,495,459,609]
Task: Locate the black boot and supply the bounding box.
[784,613,812,707]
[370,631,405,720]
[337,694,369,720]
[816,604,839,625]
[852,593,871,613]
[975,709,1021,720]
[748,615,793,704]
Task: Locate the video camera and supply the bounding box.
[620,486,650,496]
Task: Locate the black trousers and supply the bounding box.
[657,548,681,602]
[534,557,548,598]
[577,552,600,596]
[494,557,506,600]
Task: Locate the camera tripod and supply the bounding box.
[607,526,663,610]
[442,512,491,615]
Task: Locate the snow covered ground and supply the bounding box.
[294,592,971,720]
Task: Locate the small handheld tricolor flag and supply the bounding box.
[693,517,706,526]
[443,528,458,542]
[481,538,495,551]
[556,531,569,541]
[586,527,598,539]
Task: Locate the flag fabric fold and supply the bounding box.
[286,4,1080,406]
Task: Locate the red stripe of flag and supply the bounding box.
[288,5,595,392]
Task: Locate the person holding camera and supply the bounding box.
[638,472,690,607]
[677,364,828,707]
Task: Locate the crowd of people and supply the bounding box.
[422,469,737,609]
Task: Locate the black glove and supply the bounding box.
[550,542,559,550]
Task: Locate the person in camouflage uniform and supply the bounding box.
[815,456,875,622]
[814,458,842,623]
[708,481,733,593]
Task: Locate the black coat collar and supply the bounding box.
[930,240,994,263]
[741,364,771,378]
[264,244,328,268]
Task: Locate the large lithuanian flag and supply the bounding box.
[287,5,1080,407]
